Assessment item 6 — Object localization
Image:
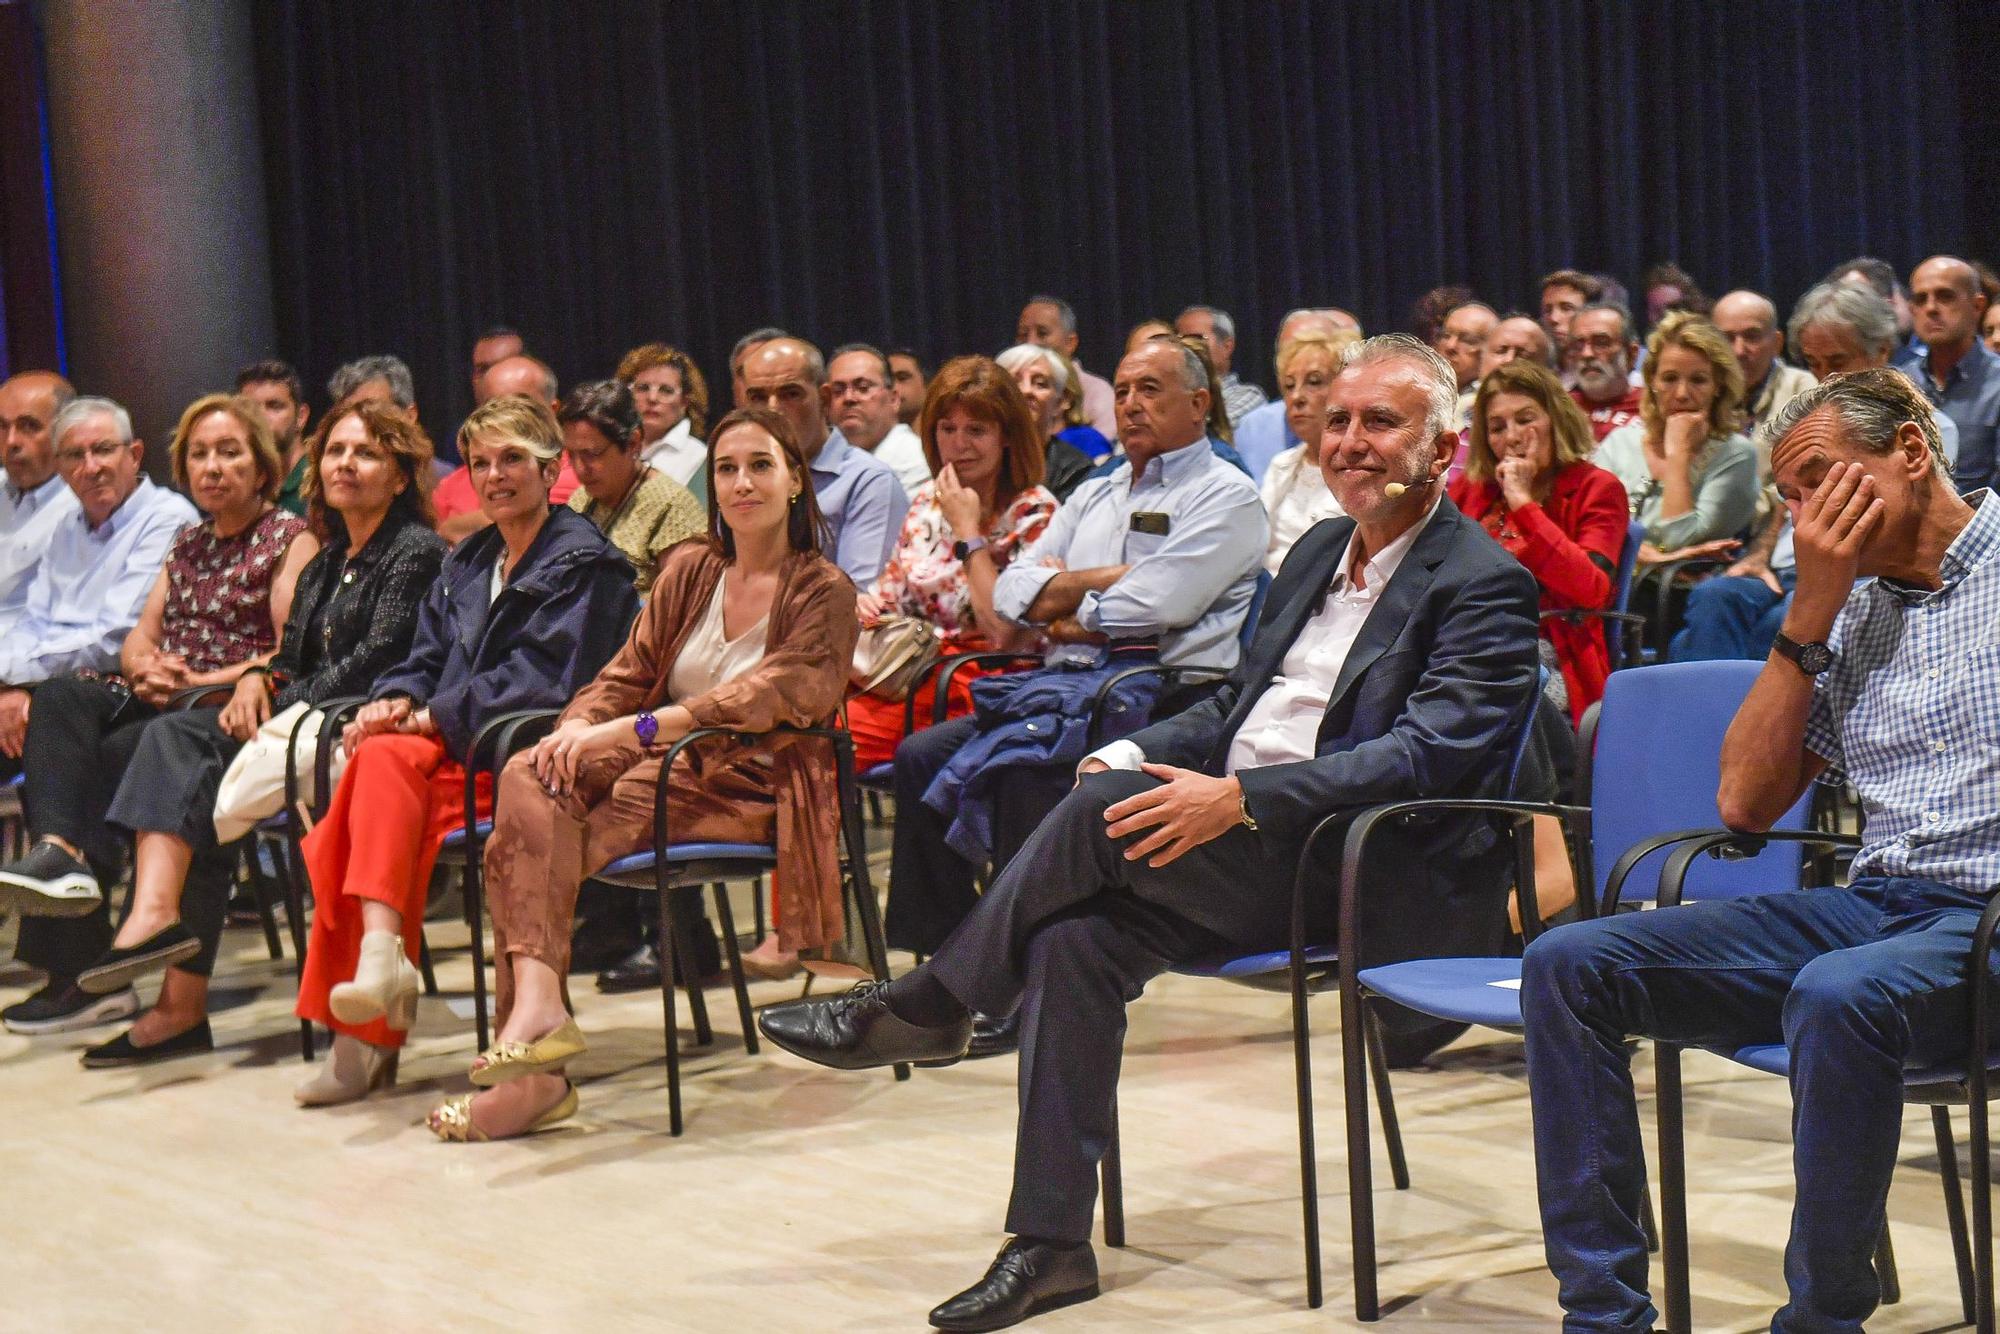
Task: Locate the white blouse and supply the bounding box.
[643,417,707,489]
[1258,443,1346,575]
[666,574,768,703]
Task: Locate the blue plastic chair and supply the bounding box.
[1094,664,1547,1312]
[1540,518,1649,670]
[1644,824,1987,1328]
[1339,660,1815,1321]
[566,722,905,1135]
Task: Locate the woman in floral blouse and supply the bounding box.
[847,356,1057,772]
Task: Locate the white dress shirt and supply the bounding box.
[642,417,706,488]
[869,421,935,495]
[1085,496,1443,776]
[1258,443,1345,575]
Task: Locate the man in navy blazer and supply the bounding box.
[761,335,1541,1331]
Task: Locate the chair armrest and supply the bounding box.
[311,696,372,819]
[169,681,239,711]
[1968,894,2000,1109]
[283,693,367,816]
[461,708,563,840]
[648,724,856,856]
[914,652,1045,730]
[1333,799,1594,969]
[1082,664,1226,750]
[1636,557,1727,657]
[1538,608,1649,669]
[1652,827,1864,908]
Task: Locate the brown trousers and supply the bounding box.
[484,741,776,1026]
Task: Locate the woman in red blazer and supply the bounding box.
[1448,358,1629,725]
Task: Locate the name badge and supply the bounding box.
[1129,511,1171,536]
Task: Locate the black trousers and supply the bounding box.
[103,706,245,977]
[884,714,1075,956]
[925,767,1298,1243]
[14,676,164,979]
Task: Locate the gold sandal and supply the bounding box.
[427,1081,579,1142]
[468,1017,587,1087]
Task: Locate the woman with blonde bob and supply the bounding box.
[1449,359,1629,723]
[1593,311,1759,559]
[1258,328,1363,572]
[291,395,637,1106]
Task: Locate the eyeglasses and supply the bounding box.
[1571,334,1626,355]
[56,440,128,468]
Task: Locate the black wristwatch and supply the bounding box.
[1771,631,1835,676]
[952,535,989,562]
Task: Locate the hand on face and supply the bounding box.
[1661,411,1708,459]
[1790,460,1883,618]
[1495,456,1537,509]
[934,463,984,540]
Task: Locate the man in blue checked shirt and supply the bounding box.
[1524,366,2000,1331]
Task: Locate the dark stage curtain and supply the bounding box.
[251,0,1985,445]
[0,0,63,379]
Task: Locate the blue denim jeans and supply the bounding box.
[1670,570,1796,662]
[1522,876,1992,1332]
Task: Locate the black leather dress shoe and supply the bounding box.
[757,980,971,1071]
[596,941,663,993]
[79,1019,214,1069]
[928,1237,1098,1331]
[966,1010,1021,1060]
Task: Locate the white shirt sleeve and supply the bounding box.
[1077,738,1146,776]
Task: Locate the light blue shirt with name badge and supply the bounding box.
[993,438,1267,670]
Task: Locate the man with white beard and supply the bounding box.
[1565,303,1643,442]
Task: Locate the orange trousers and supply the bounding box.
[295,731,493,1048]
[846,663,985,772]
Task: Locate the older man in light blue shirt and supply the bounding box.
[0,397,197,758]
[884,338,1266,964]
[742,335,907,583]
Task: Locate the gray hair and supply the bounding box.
[1573,301,1636,345]
[1759,365,1947,478]
[1025,293,1078,334]
[1337,334,1459,441]
[1179,304,1236,342]
[1788,281,1898,363]
[51,395,133,449]
[327,354,415,409]
[996,343,1074,396]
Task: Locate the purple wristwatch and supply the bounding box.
[633,711,659,750]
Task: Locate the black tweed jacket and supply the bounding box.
[269,510,448,711]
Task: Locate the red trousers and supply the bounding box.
[846,664,984,772]
[295,732,493,1048]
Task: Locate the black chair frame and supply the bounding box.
[1642,826,1990,1332]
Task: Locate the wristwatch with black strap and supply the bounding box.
[1771,631,1835,676]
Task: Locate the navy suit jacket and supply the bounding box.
[1125,497,1541,967]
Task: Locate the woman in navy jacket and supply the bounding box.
[292,395,638,1106]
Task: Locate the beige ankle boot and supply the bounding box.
[328,930,421,1030]
[294,1033,399,1107]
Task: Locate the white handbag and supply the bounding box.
[211,701,348,843]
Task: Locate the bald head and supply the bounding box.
[1910,255,1987,358]
[0,370,77,493]
[743,337,831,458]
[1481,316,1554,376]
[480,355,558,406]
[1713,290,1784,389]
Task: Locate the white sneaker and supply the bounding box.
[0,841,102,918]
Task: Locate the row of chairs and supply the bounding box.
[1300,661,1991,1329]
